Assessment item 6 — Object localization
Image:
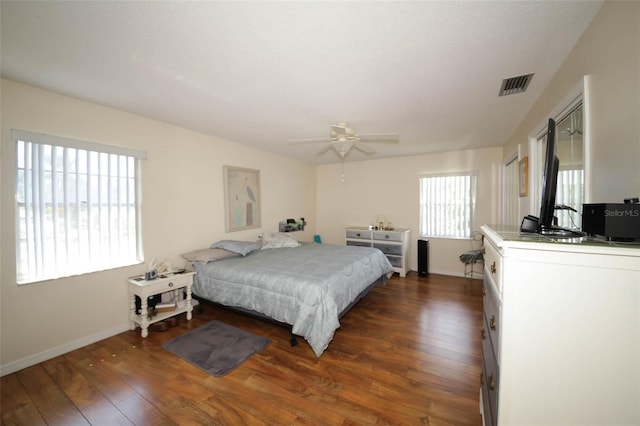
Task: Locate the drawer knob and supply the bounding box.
[385,234,390,239]
[489,315,497,331]
[356,233,361,237]
[168,282,174,287]
[490,261,497,274]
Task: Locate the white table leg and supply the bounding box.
[186,283,193,321]
[129,291,137,331]
[140,297,149,338]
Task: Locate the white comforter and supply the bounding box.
[193,243,393,356]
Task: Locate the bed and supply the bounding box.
[187,238,393,357]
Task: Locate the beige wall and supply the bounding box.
[0,79,317,373]
[504,1,640,211]
[316,147,503,277]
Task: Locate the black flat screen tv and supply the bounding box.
[536,118,584,237]
[538,118,559,233]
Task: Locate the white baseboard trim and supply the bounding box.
[0,323,131,377]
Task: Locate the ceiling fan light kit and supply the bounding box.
[333,140,354,158]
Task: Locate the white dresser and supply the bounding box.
[480,224,640,426]
[345,227,410,277]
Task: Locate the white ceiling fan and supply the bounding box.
[289,122,399,158]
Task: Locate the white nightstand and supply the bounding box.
[128,271,196,337]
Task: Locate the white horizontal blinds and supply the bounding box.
[13,130,146,284]
[556,168,584,228]
[419,173,476,238]
[556,102,584,229]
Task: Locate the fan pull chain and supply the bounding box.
[341,159,345,183]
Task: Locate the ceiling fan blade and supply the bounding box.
[288,137,332,145]
[353,143,375,155]
[357,133,399,143]
[316,144,334,155]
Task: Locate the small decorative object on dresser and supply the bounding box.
[345,227,410,277]
[128,270,196,338]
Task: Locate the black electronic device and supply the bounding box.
[520,215,539,233]
[135,294,161,315]
[582,203,640,241]
[538,119,559,235]
[521,118,584,238]
[417,239,429,277]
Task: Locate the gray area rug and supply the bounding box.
[162,320,270,376]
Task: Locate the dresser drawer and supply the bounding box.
[372,231,403,242]
[152,275,191,293]
[482,315,500,426]
[373,242,402,256]
[483,239,503,294]
[483,272,501,361]
[481,371,495,426]
[347,240,370,248]
[346,229,372,240]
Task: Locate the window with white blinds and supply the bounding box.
[535,102,584,229]
[419,173,477,239]
[13,130,147,284]
[556,167,584,229]
[503,157,520,226]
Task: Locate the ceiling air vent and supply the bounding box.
[499,73,534,96]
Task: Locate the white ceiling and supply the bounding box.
[1,1,603,164]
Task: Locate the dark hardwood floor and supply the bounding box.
[1,273,483,425]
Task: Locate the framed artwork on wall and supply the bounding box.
[519,157,529,197]
[223,166,261,232]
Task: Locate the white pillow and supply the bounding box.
[210,240,261,256]
[180,248,238,263]
[261,232,301,249]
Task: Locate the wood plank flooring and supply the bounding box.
[1,272,483,425]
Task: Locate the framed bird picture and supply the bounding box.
[223,166,261,232]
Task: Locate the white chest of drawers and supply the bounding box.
[345,227,410,277]
[480,224,640,426]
